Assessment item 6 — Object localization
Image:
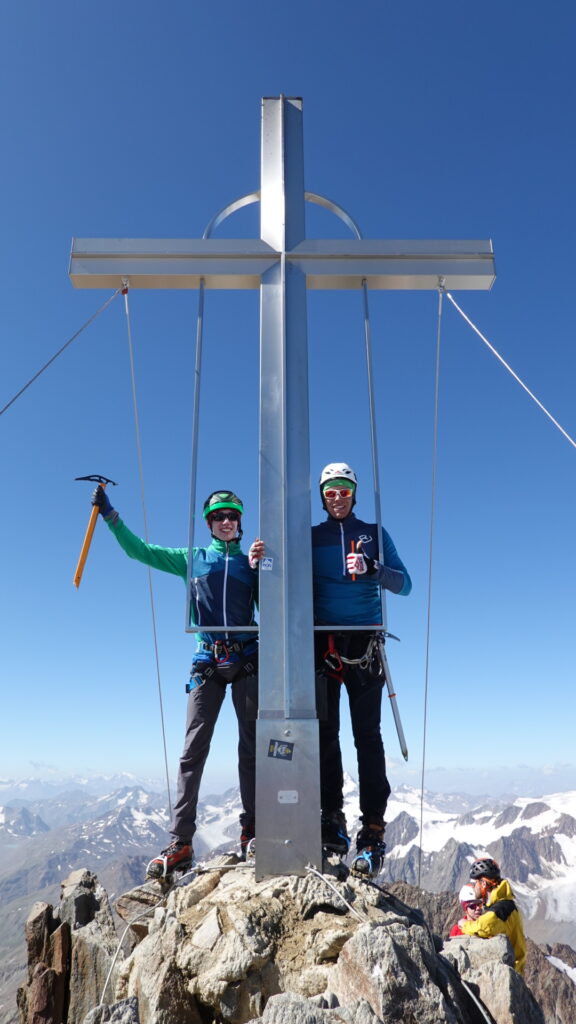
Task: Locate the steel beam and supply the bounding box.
[70,237,495,291]
[255,97,322,879]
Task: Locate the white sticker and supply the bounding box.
[261,557,273,571]
[278,790,299,804]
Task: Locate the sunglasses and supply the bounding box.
[323,487,354,499]
[210,511,240,522]
[464,901,483,910]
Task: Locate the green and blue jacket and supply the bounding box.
[106,517,257,656]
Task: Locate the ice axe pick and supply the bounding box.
[73,474,117,588]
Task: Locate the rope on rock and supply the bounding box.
[99,900,166,1007]
[305,864,368,922]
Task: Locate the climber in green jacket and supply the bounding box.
[92,485,261,877]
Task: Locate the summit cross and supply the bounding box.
[70,95,495,878]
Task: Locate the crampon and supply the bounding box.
[146,840,193,881]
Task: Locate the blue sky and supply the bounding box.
[1,1,575,799]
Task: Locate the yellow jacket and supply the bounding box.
[461,879,526,974]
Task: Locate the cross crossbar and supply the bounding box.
[70,237,494,290]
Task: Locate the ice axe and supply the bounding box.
[73,474,117,588]
[380,643,409,761]
[351,538,409,759]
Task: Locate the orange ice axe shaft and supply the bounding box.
[73,474,117,588]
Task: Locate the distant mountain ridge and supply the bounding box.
[2,777,576,944]
[1,775,575,1023]
[0,771,164,804]
[378,788,576,949]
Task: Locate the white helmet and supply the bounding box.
[459,884,477,906]
[319,463,357,487]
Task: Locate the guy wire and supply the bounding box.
[0,289,121,418]
[417,288,443,892]
[123,286,173,819]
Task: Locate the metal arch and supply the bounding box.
[203,190,363,240]
[305,192,363,240]
[203,192,260,239]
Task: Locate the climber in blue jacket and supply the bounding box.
[313,463,411,877]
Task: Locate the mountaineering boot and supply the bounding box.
[321,811,350,856]
[240,820,255,861]
[350,823,386,877]
[146,838,193,879]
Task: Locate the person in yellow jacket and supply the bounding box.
[459,858,527,974]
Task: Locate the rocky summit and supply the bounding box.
[16,856,572,1024]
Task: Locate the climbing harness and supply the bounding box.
[322,632,382,677]
[340,633,382,672]
[202,638,254,658]
[322,633,343,676]
[186,653,258,692]
[187,663,217,692]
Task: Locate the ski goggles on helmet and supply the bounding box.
[209,510,241,523]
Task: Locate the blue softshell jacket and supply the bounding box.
[312,513,411,625]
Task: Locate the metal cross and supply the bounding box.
[70,96,495,879]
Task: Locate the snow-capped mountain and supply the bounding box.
[1,776,575,953]
[193,777,576,948]
[377,788,576,948]
[0,805,49,840]
[1,774,574,1024]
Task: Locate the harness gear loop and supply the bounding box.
[323,632,384,677]
[202,639,251,657]
[323,633,343,676]
[214,641,230,664]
